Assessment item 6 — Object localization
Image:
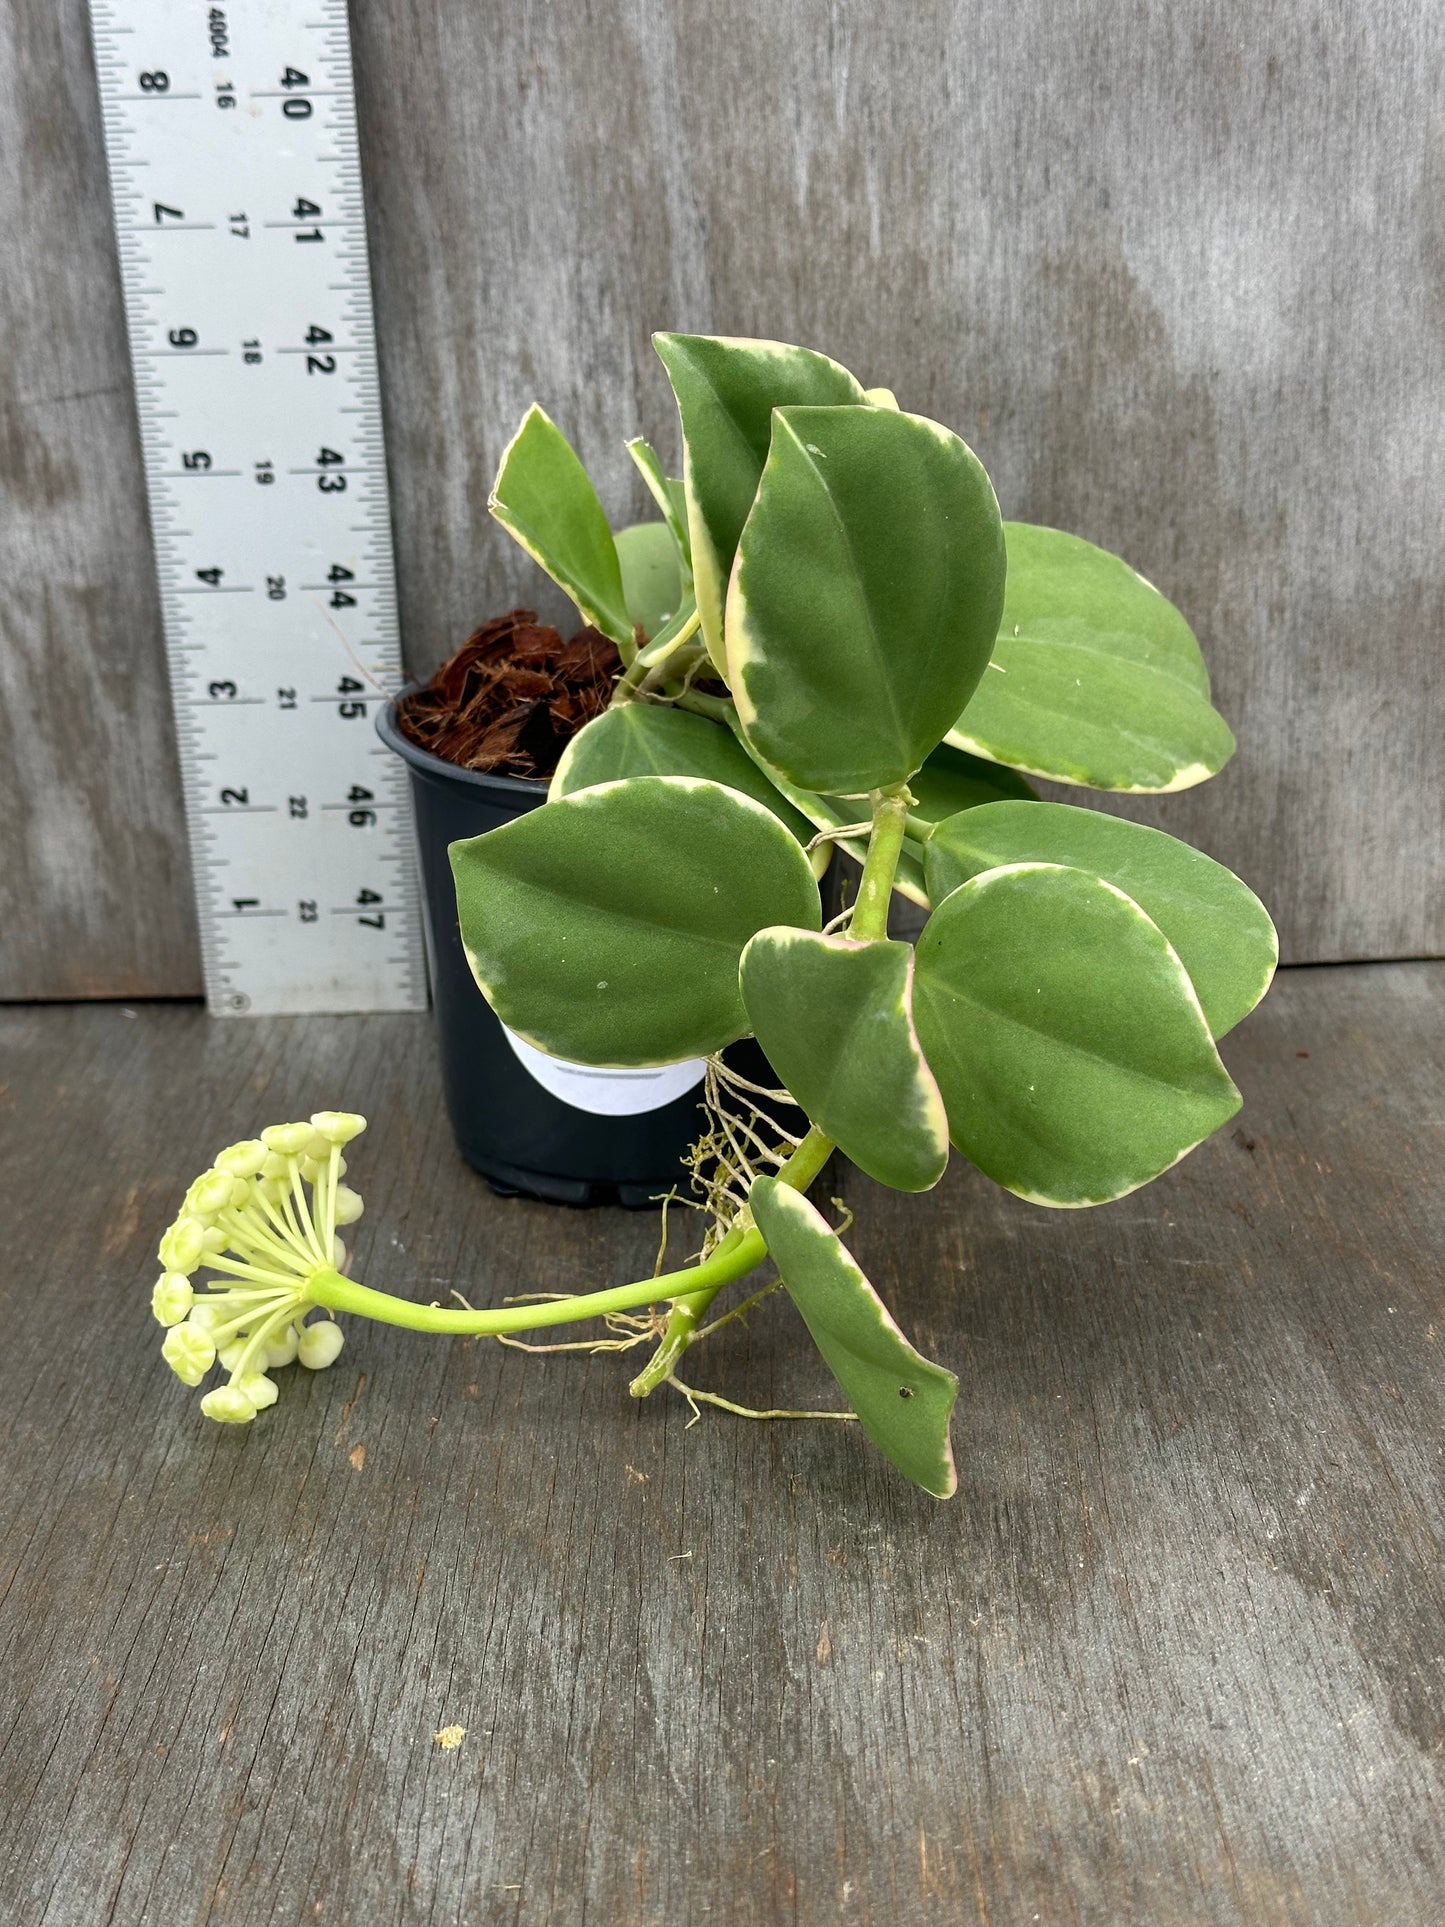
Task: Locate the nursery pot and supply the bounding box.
[378,693,720,1207]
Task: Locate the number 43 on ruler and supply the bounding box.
[91,0,427,1016]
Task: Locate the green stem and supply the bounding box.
[850,788,910,940]
[627,1122,835,1398]
[903,812,936,845]
[612,606,702,705]
[671,688,733,723]
[306,1229,767,1338]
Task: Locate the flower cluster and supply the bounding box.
[152,1111,367,1425]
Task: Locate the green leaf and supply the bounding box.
[614,521,683,639]
[950,523,1235,791]
[750,1177,958,1498]
[653,334,867,672]
[550,702,817,848]
[910,740,1038,820]
[488,405,632,645]
[451,776,821,1067]
[728,405,1006,794]
[626,438,692,574]
[724,720,1015,911]
[741,931,947,1191]
[912,862,1240,1206]
[925,801,1276,1038]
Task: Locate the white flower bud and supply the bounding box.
[262,1122,313,1157]
[151,1273,194,1327]
[260,1151,290,1181]
[332,1184,364,1226]
[186,1301,222,1335]
[158,1216,206,1275]
[162,1322,216,1386]
[200,1384,257,1424]
[188,1170,235,1218]
[201,1225,228,1254]
[309,1110,366,1146]
[215,1138,267,1179]
[218,1337,252,1374]
[265,1323,300,1368]
[299,1155,324,1183]
[234,1371,279,1410]
[298,1320,345,1370]
[332,1236,348,1271]
[256,1174,289,1204]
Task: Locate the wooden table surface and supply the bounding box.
[2,963,1441,1926]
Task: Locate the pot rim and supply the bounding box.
[375,686,549,798]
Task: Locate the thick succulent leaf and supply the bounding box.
[451,776,821,1067]
[489,405,632,644]
[925,801,1276,1039]
[727,405,1006,794]
[724,720,1008,911]
[911,740,1038,819]
[912,862,1240,1206]
[741,932,948,1191]
[615,521,683,638]
[625,438,692,575]
[950,523,1235,791]
[750,1178,958,1499]
[550,703,816,847]
[653,334,867,672]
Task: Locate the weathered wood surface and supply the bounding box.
[0,0,200,998]
[1,961,1442,1924]
[1,0,1441,996]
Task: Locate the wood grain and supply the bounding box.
[2,0,1441,985]
[1,962,1442,1923]
[0,0,200,998]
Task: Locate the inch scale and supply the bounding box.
[90,0,426,1015]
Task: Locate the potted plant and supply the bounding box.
[153,333,1275,1499]
[377,468,751,1203]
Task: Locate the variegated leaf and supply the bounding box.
[740,931,948,1192]
[653,333,867,671]
[750,1177,958,1499]
[727,405,1006,793]
[912,862,1240,1206]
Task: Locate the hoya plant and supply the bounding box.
[150,335,1275,1500]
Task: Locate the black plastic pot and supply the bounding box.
[378,694,726,1207]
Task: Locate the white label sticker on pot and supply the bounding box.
[500,1025,707,1117]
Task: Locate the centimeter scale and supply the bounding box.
[90,0,427,1015]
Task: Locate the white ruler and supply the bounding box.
[89,0,427,1016]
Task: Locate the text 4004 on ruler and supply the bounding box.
[90,0,426,1016]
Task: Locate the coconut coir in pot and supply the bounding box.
[393,608,622,780]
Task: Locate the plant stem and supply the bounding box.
[850,787,911,940]
[306,1230,767,1338]
[612,606,702,704]
[627,1122,835,1398]
[670,688,733,723]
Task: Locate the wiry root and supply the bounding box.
[666,1374,858,1428]
[495,1305,669,1356]
[445,1288,670,1357]
[676,1054,806,1259]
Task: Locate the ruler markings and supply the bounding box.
[90,0,426,1016]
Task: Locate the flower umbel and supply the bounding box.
[153,1111,366,1425]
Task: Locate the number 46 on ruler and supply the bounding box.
[91,0,427,1016]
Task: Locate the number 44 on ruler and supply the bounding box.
[91,0,427,1016]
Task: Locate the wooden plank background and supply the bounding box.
[2,0,1441,998]
[3,962,1443,1923]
